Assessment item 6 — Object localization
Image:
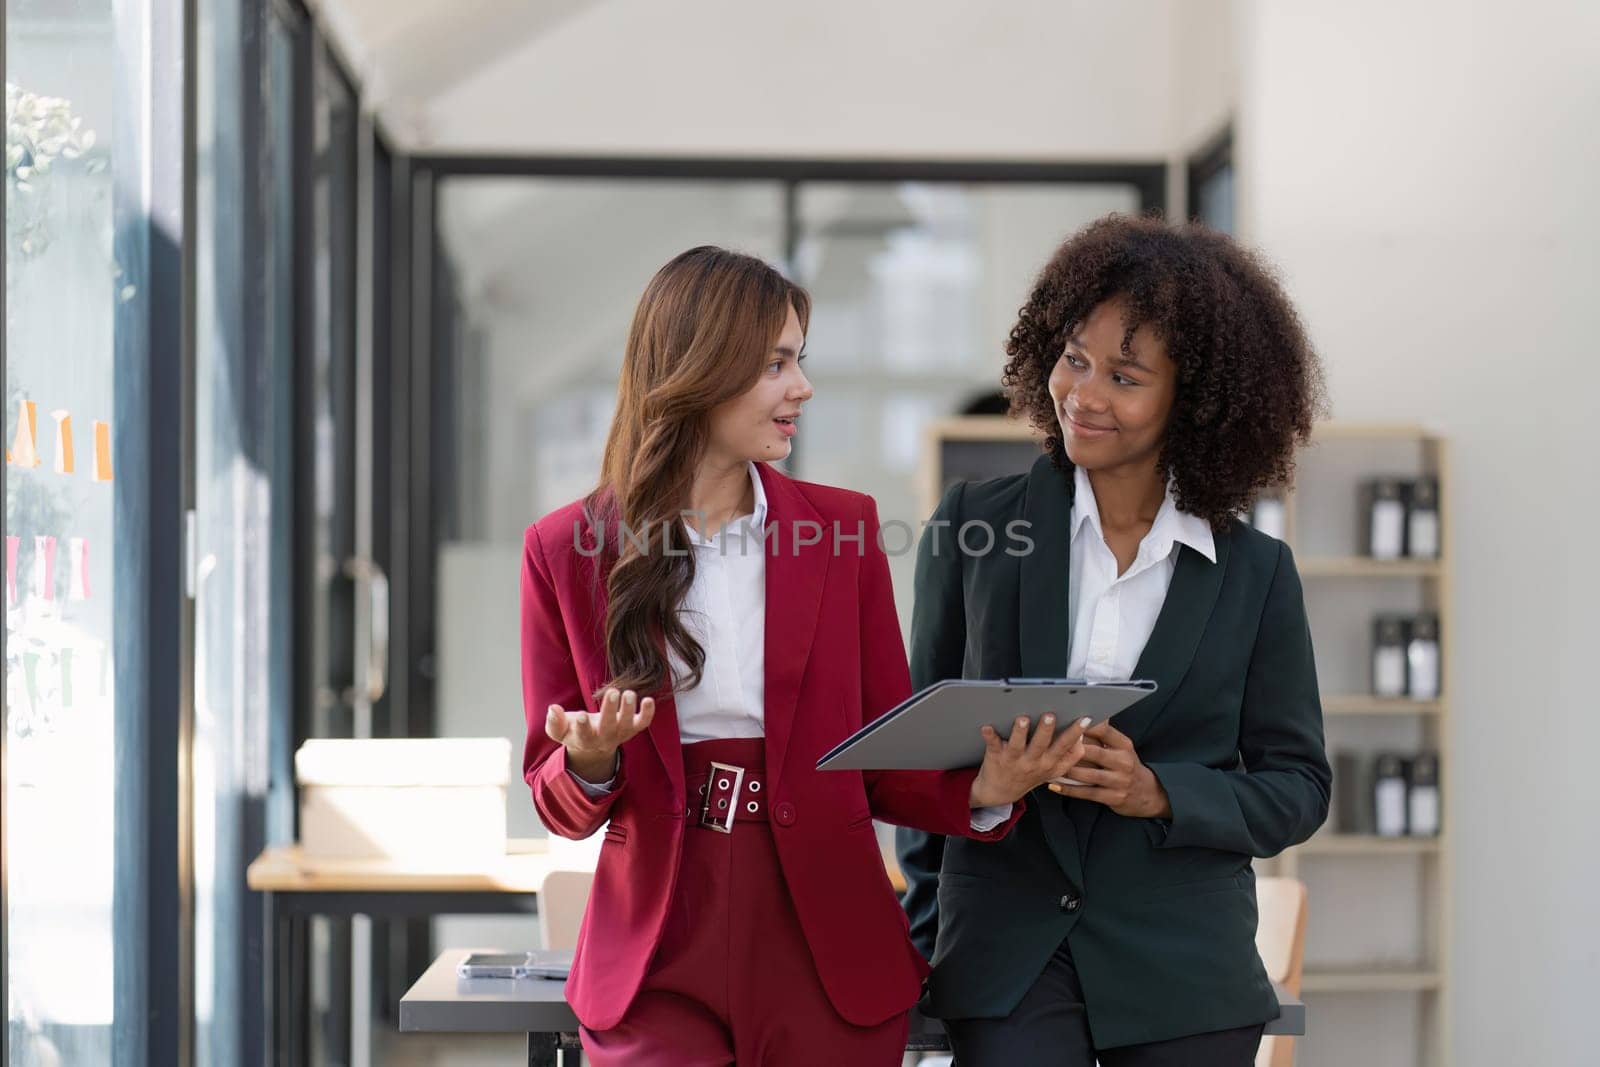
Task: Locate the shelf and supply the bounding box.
[1295,834,1441,855]
[1323,695,1445,716]
[1300,969,1443,993]
[1296,556,1443,578]
[1309,422,1443,442]
[923,415,1036,441]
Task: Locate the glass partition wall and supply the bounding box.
[5,0,187,1064]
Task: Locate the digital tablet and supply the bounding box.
[816,678,1156,772]
[456,949,573,980]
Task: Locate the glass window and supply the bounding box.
[792,181,1142,626]
[5,0,149,1062]
[1196,161,1235,234]
[436,177,788,539]
[310,45,358,743]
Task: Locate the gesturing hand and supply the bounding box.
[1047,721,1172,819]
[545,686,656,785]
[968,713,1090,808]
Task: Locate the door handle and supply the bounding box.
[343,557,389,705]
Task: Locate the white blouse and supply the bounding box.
[670,461,771,743]
[1067,463,1216,680]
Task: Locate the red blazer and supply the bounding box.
[520,462,1023,1030]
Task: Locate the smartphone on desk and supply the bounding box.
[457,950,573,980]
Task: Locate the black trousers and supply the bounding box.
[945,939,1264,1067]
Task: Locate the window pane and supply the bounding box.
[5,0,137,1063]
[309,46,357,741]
[1197,161,1235,234]
[793,181,1141,626]
[436,177,787,539]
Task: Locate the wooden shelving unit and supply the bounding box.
[1322,696,1444,717]
[918,415,1037,516]
[1273,422,1453,1067]
[1296,833,1441,856]
[1300,969,1443,994]
[1297,557,1443,579]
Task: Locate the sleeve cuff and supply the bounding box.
[566,753,620,799]
[969,802,1014,834]
[1144,761,1217,850]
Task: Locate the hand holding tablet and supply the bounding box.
[816,677,1156,772]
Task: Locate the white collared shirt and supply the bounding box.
[1067,464,1216,681]
[671,461,770,743]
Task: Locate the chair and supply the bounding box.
[537,869,594,952]
[1253,876,1308,1067]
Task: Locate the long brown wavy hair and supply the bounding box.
[586,246,810,698]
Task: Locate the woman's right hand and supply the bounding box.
[968,713,1091,808]
[545,687,656,784]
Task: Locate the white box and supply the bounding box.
[295,738,511,863]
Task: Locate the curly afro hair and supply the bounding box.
[1002,213,1326,529]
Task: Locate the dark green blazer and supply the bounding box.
[896,454,1331,1050]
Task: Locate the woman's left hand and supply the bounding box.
[1048,721,1173,819]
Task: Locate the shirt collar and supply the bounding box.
[1070,464,1102,543]
[747,460,769,528]
[1071,464,1216,564]
[682,461,768,548]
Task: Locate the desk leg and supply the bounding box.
[268,895,308,1067]
[525,1033,584,1066]
[291,914,309,1066]
[527,1033,557,1067]
[263,892,275,1066]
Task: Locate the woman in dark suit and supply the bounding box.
[521,246,1088,1066]
[896,216,1333,1066]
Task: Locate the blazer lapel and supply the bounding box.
[644,688,686,798]
[1112,528,1231,746]
[1014,455,1089,885]
[757,463,829,790]
[1017,454,1075,677]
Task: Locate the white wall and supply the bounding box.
[328,0,1184,159]
[1236,2,1600,1063]
[1171,0,1239,154]
[1168,0,1239,212]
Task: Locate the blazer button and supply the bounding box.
[1060,894,1082,912]
[774,801,797,826]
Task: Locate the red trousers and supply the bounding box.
[579,738,910,1066]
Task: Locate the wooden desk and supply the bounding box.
[246,837,557,894]
[247,839,554,1067]
[248,836,901,894]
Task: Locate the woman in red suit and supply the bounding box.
[520,246,1090,1065]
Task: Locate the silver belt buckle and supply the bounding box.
[699,762,745,833]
